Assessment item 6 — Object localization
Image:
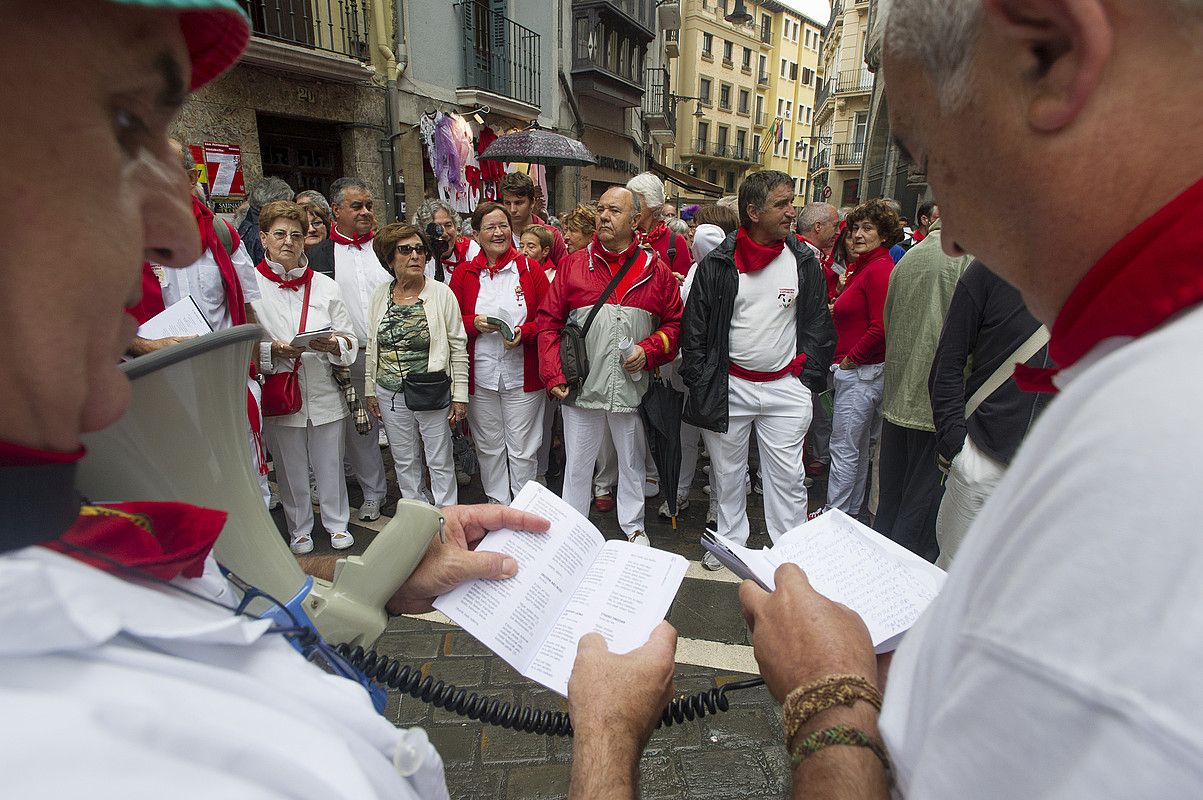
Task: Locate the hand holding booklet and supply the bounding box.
[702,509,945,653]
[433,482,687,697]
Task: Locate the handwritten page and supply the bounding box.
[758,510,945,652]
[434,482,687,696]
[136,296,211,340]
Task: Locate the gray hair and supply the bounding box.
[881,197,904,216]
[878,0,982,109]
[330,177,372,208]
[626,172,666,215]
[666,217,689,236]
[172,140,196,175]
[798,202,837,231]
[247,176,294,209]
[737,170,793,229]
[716,194,738,209]
[295,189,332,217]
[412,199,461,231]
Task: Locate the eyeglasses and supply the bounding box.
[481,223,511,234]
[270,230,305,242]
[395,244,429,257]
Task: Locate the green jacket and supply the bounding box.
[881,221,972,431]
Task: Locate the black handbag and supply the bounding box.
[560,246,642,391]
[402,370,452,411]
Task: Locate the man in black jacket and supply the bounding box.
[929,260,1050,567]
[681,171,835,569]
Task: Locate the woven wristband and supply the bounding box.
[790,724,892,778]
[783,674,883,744]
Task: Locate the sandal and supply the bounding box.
[289,534,314,555]
[330,531,355,550]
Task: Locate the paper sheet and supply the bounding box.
[136,296,212,340]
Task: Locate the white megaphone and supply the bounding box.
[77,325,439,646]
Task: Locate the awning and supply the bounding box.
[649,158,724,197]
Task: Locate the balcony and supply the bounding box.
[834,142,865,167]
[759,23,772,44]
[810,149,830,172]
[238,0,375,82]
[755,110,767,127]
[455,1,541,118]
[575,0,657,34]
[835,68,873,94]
[572,1,656,108]
[757,71,769,86]
[665,28,680,58]
[816,80,830,112]
[685,140,759,164]
[642,66,676,143]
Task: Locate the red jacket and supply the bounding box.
[449,251,549,394]
[832,246,895,365]
[645,222,692,277]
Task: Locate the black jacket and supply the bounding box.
[306,238,336,278]
[929,260,1051,466]
[680,232,836,432]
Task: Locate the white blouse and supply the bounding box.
[251,258,358,428]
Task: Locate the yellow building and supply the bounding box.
[809,0,872,208]
[757,0,829,206]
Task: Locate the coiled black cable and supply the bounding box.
[335,643,766,738]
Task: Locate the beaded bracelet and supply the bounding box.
[783,674,883,745]
[790,724,892,778]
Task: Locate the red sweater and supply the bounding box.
[832,246,894,365]
[449,252,550,394]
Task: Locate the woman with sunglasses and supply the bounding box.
[251,201,358,555]
[365,223,469,506]
[449,203,550,504]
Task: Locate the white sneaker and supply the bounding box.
[657,497,690,518]
[378,428,388,448]
[701,551,724,571]
[358,499,381,521]
[268,488,281,511]
[627,531,651,547]
[289,534,314,555]
[643,479,660,498]
[702,477,751,496]
[807,507,826,522]
[330,531,355,550]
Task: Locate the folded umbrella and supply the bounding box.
[638,376,685,528]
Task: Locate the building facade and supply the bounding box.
[808,0,871,208]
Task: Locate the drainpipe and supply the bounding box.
[373,0,405,222]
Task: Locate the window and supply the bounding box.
[758,54,767,80]
[755,94,765,116]
[702,32,713,57]
[780,58,788,78]
[790,62,798,81]
[707,168,719,185]
[801,67,814,85]
[717,125,729,149]
[699,77,712,104]
[723,40,733,63]
[736,129,747,158]
[854,111,868,145]
[753,133,762,155]
[719,83,732,110]
[725,171,736,192]
[742,46,752,69]
[760,13,771,42]
[785,100,792,119]
[697,120,710,150]
[777,98,784,115]
[806,106,812,124]
[738,88,750,114]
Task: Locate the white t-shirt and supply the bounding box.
[729,247,798,373]
[158,240,261,332]
[333,240,393,345]
[471,259,527,392]
[879,304,1203,798]
[0,547,447,799]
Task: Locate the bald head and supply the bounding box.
[595,187,641,251]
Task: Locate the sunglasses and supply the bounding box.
[395,244,429,257]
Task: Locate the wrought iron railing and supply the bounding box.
[642,67,675,134]
[834,142,865,166]
[836,68,873,94]
[689,140,758,162]
[816,80,830,112]
[240,0,370,60]
[810,149,830,172]
[457,0,541,107]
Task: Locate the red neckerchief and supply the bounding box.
[645,221,670,246]
[590,235,643,302]
[193,197,246,326]
[734,227,786,274]
[0,440,84,467]
[256,259,313,291]
[472,245,520,277]
[445,236,474,268]
[329,226,375,249]
[1015,175,1203,393]
[46,502,227,582]
[912,229,927,244]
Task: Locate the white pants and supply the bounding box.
[593,420,660,496]
[936,435,1006,569]
[826,364,884,515]
[377,386,457,507]
[701,375,812,547]
[562,406,647,536]
[345,352,388,503]
[469,386,546,503]
[266,418,350,540]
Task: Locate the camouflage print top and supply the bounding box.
[375,292,431,392]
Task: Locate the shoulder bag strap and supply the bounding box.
[667,232,677,266]
[582,247,642,337]
[965,325,1050,417]
[292,279,313,374]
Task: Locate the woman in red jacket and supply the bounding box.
[449,202,550,503]
[824,199,902,518]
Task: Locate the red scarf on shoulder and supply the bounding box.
[734,228,785,274]
[471,246,520,277]
[590,235,643,301]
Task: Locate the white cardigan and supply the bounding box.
[252,262,358,428]
[365,278,469,404]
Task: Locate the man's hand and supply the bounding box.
[384,504,550,615]
[366,397,381,420]
[622,344,647,373]
[740,564,877,702]
[271,339,305,360]
[568,622,678,799]
[474,315,500,334]
[550,383,570,400]
[839,356,857,371]
[127,335,195,357]
[448,401,468,425]
[503,327,523,350]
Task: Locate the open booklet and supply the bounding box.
[702,509,946,653]
[483,307,516,341]
[433,482,688,697]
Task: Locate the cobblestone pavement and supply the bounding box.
[270,442,828,799]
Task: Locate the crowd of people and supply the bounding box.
[8,0,1203,798]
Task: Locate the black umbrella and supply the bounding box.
[478,127,597,167]
[638,376,685,528]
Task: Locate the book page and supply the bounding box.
[433,483,606,673]
[765,510,944,651]
[136,296,212,340]
[524,541,687,697]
